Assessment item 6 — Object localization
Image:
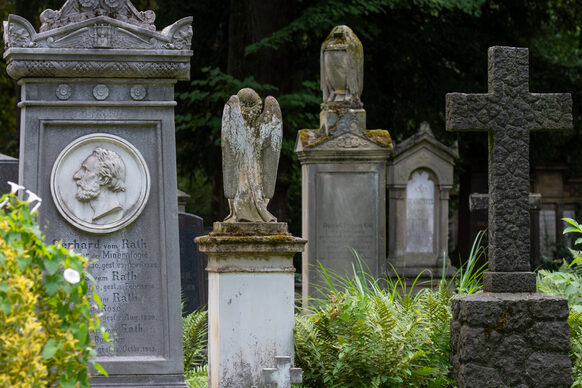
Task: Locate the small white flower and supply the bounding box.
[64,268,81,284]
[0,198,8,208]
[25,190,42,212]
[7,181,24,194]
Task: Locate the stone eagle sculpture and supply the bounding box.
[321,25,364,108]
[221,88,283,223]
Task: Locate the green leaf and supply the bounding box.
[44,257,60,275]
[44,276,61,296]
[93,362,109,377]
[0,297,11,315]
[41,338,59,359]
[93,291,103,309]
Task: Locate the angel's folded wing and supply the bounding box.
[221,95,245,199]
[259,96,283,200]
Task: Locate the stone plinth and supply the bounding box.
[450,293,572,387]
[387,122,457,286]
[295,125,391,302]
[196,222,306,388]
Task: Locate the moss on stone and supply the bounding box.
[365,129,392,147]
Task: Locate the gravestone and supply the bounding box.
[469,192,542,267]
[0,153,18,194]
[387,122,457,284]
[3,1,192,386]
[179,211,208,315]
[295,26,392,302]
[447,46,572,387]
[197,88,305,387]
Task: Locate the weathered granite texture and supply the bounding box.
[450,293,572,388]
[447,46,572,387]
[221,88,282,223]
[295,26,392,305]
[196,223,306,387]
[446,46,572,292]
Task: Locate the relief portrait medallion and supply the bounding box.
[51,133,150,233]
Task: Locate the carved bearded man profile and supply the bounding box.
[73,147,126,224]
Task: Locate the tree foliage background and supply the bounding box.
[1,0,581,240]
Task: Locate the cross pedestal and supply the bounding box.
[447,46,573,387]
[263,356,302,387]
[196,223,306,388]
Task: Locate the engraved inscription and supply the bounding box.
[316,172,378,275]
[56,236,161,357]
[406,170,434,253]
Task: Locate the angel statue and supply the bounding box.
[221,88,283,222]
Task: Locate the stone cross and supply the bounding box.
[262,356,302,387]
[446,46,572,292]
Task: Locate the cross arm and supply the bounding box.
[529,93,573,132]
[446,93,493,132]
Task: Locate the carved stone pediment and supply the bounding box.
[315,132,385,151]
[4,14,192,51]
[40,0,157,32]
[2,2,193,80]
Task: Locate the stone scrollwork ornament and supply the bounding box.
[39,0,157,32]
[221,88,283,223]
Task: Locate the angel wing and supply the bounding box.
[347,50,363,101]
[221,95,246,200]
[258,96,283,200]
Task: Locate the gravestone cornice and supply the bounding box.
[3,12,192,80]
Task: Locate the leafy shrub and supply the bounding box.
[0,186,106,387]
[183,307,208,388]
[294,258,454,387]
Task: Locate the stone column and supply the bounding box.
[197,223,305,387]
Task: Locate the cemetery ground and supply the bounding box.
[179,231,582,388]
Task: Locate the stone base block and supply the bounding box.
[483,272,536,292]
[451,292,571,388]
[91,374,187,387]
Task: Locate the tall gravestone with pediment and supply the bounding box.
[447,46,572,387]
[3,1,192,386]
[295,26,392,302]
[387,122,457,285]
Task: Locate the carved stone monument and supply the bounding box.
[3,1,192,386]
[447,46,572,387]
[295,25,392,303]
[197,89,305,387]
[387,122,457,285]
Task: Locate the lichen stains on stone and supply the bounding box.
[299,129,331,148]
[365,129,392,147]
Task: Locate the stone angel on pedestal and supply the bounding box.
[221,88,283,222]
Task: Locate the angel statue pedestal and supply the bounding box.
[196,88,306,387]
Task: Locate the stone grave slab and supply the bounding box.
[295,26,392,303]
[3,1,192,386]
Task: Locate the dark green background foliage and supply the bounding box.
[2,0,582,234]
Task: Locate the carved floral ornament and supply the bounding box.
[3,2,192,51]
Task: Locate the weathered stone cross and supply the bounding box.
[447,46,572,292]
[262,356,302,387]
